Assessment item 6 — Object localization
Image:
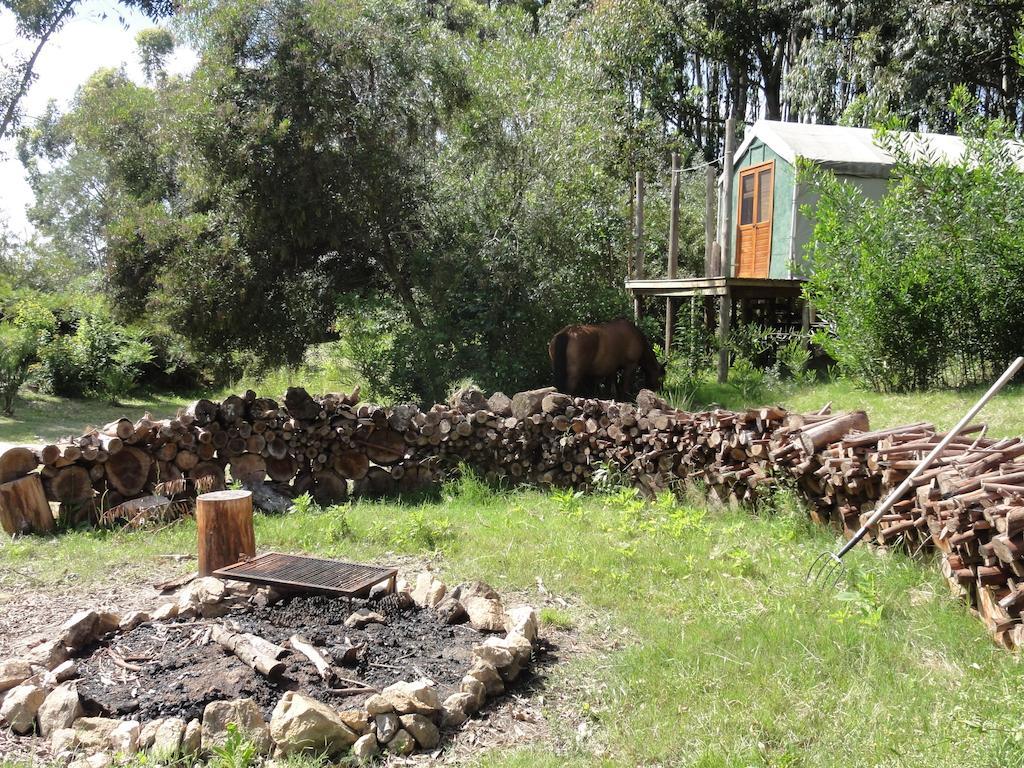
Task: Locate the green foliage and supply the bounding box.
[804,93,1024,391]
[0,323,37,415]
[135,27,175,83]
[209,724,258,768]
[36,304,153,401]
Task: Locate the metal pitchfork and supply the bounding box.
[807,355,1024,588]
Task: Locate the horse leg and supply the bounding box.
[619,364,637,401]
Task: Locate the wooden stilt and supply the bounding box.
[717,290,732,383]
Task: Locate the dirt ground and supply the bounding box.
[0,561,596,765]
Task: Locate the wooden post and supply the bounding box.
[633,170,646,321]
[196,489,255,576]
[718,118,737,278]
[665,153,680,353]
[667,152,680,279]
[0,474,55,535]
[634,171,645,280]
[704,164,716,276]
[717,290,731,383]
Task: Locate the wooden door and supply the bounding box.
[735,161,774,278]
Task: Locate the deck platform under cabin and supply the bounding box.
[626,275,809,382]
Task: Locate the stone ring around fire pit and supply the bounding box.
[0,569,540,765]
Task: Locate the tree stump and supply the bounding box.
[196,489,255,576]
[0,474,55,535]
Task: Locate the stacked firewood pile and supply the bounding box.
[4,384,1024,646]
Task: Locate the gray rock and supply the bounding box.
[444,691,480,717]
[60,610,99,650]
[364,694,393,715]
[202,698,272,754]
[435,597,467,625]
[42,660,79,687]
[95,611,121,636]
[352,732,379,763]
[269,691,357,755]
[150,602,178,621]
[25,638,69,670]
[379,679,442,717]
[459,677,487,709]
[411,572,446,608]
[139,718,162,750]
[0,659,32,693]
[51,726,79,755]
[176,577,227,616]
[374,712,399,743]
[118,611,150,632]
[151,717,186,756]
[504,606,539,643]
[472,642,514,669]
[182,718,202,755]
[109,720,141,753]
[38,683,82,736]
[399,713,440,749]
[1,683,45,734]
[462,595,506,632]
[385,728,416,756]
[72,717,123,751]
[467,661,504,696]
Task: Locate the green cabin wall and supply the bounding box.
[729,138,795,278]
[728,138,893,278]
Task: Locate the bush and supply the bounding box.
[36,306,153,401]
[0,324,37,415]
[803,91,1024,391]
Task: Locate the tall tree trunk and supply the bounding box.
[377,224,425,329]
[0,0,77,140]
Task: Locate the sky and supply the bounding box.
[0,0,197,236]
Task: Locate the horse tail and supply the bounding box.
[551,331,570,393]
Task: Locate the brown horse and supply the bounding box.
[548,319,665,399]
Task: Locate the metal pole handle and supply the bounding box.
[836,356,1024,560]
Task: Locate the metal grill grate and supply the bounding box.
[213,552,397,597]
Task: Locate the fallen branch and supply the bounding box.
[210,625,285,677]
[289,634,333,680]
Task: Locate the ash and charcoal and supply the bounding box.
[76,594,484,723]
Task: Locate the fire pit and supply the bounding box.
[0,568,541,764]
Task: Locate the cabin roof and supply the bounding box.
[734,119,1024,178]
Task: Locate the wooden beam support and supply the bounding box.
[717,289,732,383]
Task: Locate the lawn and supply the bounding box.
[3,476,1024,767]
[4,378,1024,765]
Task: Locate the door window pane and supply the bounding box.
[739,173,754,225]
[757,168,772,223]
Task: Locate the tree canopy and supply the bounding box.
[7,0,1024,400]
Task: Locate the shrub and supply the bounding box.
[37,306,153,400]
[0,324,37,415]
[803,91,1024,391]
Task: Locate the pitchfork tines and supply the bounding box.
[806,550,847,590]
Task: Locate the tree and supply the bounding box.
[135,27,175,85]
[0,0,176,142]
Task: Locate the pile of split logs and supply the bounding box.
[4,385,1024,647]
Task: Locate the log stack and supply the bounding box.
[3,384,1024,648]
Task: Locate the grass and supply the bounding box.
[0,351,368,445]
[4,476,1024,767]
